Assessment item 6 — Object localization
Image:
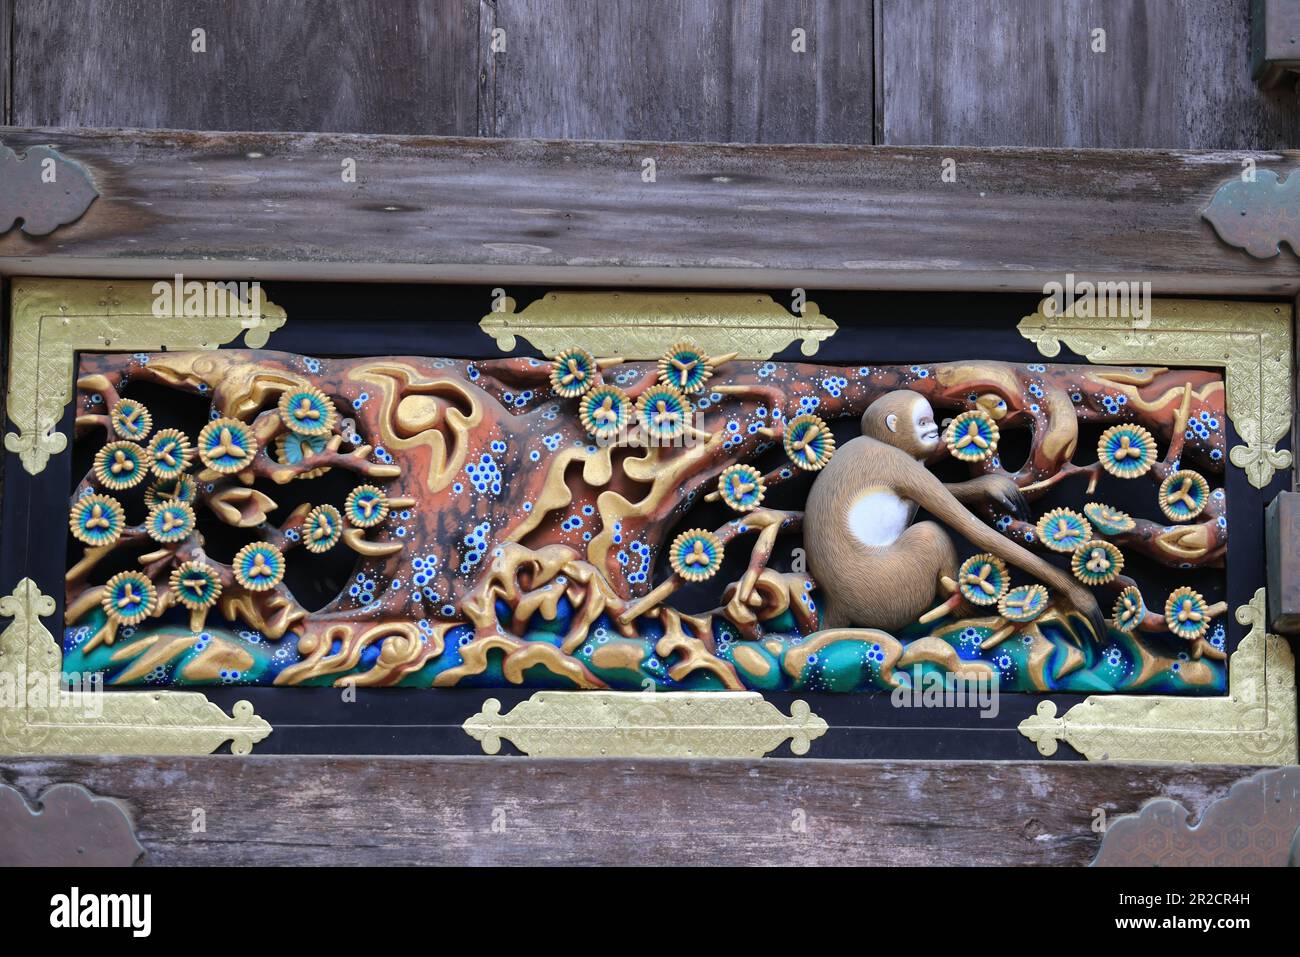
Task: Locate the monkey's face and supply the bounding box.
[910,397,942,455]
[863,390,944,460]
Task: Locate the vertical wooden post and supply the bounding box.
[1252,0,1300,88]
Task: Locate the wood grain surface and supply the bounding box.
[0,127,1295,293]
[12,0,482,135]
[9,1,1298,149]
[878,0,1300,149]
[0,756,1264,866]
[484,0,873,143]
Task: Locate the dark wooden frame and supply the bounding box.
[1,127,1296,865]
[0,292,1270,760]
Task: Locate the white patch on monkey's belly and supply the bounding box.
[847,487,913,547]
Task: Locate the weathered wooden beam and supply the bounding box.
[0,756,1263,865]
[0,128,1297,294]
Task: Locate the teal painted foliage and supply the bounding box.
[67,587,1226,695]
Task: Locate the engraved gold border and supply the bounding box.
[480,290,837,359]
[0,579,269,755]
[1017,297,1297,763]
[1,281,1292,761]
[1018,297,1293,489]
[476,291,835,756]
[1,278,280,755]
[474,294,1299,764]
[1020,590,1296,765]
[464,691,827,758]
[5,278,286,475]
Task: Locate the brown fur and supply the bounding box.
[805,391,1106,638]
[859,389,934,458]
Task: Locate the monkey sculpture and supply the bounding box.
[804,390,1108,641]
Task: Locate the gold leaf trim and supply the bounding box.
[480,291,836,359]
[1017,297,1293,489]
[4,278,287,475]
[0,277,279,755]
[0,579,271,756]
[463,691,828,757]
[1019,588,1297,765]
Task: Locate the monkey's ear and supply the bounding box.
[885,413,899,433]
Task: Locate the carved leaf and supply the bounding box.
[209,486,278,527]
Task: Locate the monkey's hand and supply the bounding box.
[949,474,1030,522]
[985,476,1030,522]
[1057,582,1110,646]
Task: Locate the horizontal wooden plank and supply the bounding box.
[0,127,1297,293]
[880,0,1300,148]
[0,756,1262,865]
[12,0,482,135]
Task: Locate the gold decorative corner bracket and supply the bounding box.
[479,291,837,359]
[4,278,287,475]
[0,277,279,755]
[0,579,271,755]
[1019,589,1296,765]
[1018,297,1293,488]
[464,691,828,757]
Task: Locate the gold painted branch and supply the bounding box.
[1017,297,1292,489]
[5,279,287,475]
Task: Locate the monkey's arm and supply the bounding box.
[898,451,1108,640]
[945,474,1030,521]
